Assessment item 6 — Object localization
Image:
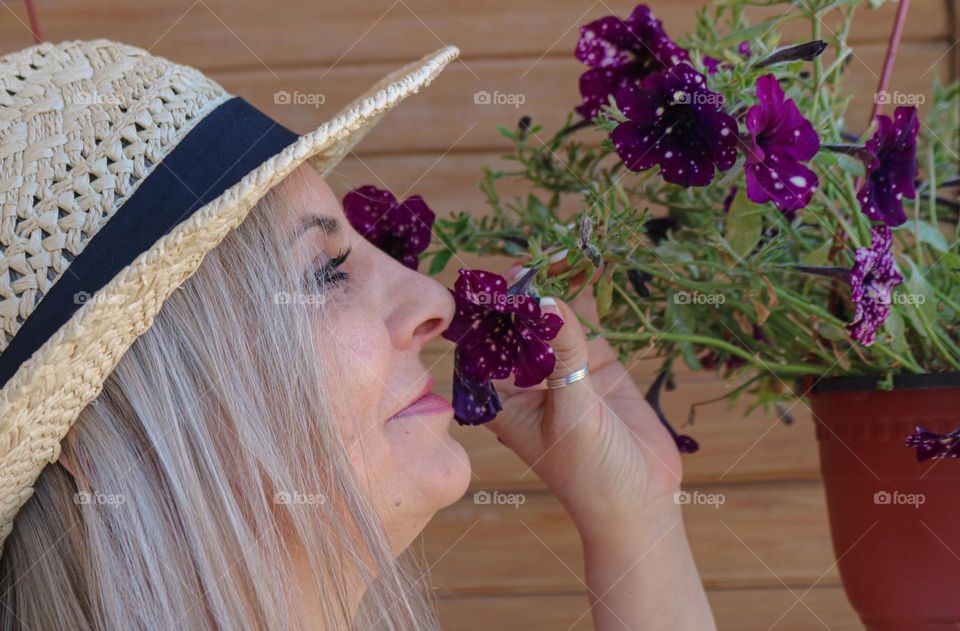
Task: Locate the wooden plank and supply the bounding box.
[422,482,840,594]
[435,586,863,630]
[215,43,952,155]
[0,0,947,70]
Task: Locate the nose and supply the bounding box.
[385,262,455,352]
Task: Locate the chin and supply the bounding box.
[427,432,472,508]
[410,428,472,510]
[386,410,471,502]
[385,430,472,555]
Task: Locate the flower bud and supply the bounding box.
[755,41,827,68]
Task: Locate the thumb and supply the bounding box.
[539,297,598,435]
[482,296,594,464]
[539,296,590,386]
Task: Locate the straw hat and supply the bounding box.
[0,39,459,548]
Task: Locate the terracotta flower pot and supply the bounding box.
[809,373,960,631]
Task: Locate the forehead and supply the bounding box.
[277,164,345,227]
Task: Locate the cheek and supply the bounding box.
[311,297,469,548]
[315,306,390,445]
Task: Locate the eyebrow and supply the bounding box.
[294,214,341,242]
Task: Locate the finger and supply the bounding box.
[538,297,602,438]
[483,296,595,466]
[502,264,615,375]
[541,296,590,381]
[503,247,571,284]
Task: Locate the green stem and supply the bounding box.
[591,325,826,377]
[810,12,822,118]
[612,281,654,330]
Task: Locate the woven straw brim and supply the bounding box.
[0,45,459,547]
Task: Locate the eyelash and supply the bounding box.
[311,247,352,288]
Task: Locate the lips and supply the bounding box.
[389,377,453,421]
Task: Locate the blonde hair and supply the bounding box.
[0,173,441,630]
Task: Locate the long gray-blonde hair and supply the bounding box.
[0,172,440,630]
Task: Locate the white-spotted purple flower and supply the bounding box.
[906,425,960,462]
[575,5,688,120]
[451,360,503,426]
[743,75,820,216]
[611,63,738,187]
[342,186,435,270]
[857,106,919,227]
[847,225,903,346]
[443,269,563,425]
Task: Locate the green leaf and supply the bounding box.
[526,195,554,227]
[503,240,527,257]
[808,0,863,12]
[900,259,939,336]
[904,220,950,252]
[596,273,614,318]
[881,308,910,356]
[427,249,453,276]
[802,239,833,266]
[666,290,702,371]
[813,319,848,342]
[653,242,694,265]
[939,252,960,271]
[725,189,763,260]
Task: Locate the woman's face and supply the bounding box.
[282,164,471,553]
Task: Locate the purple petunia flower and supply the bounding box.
[574,5,688,120]
[342,185,435,270]
[702,56,722,75]
[906,425,960,462]
[611,63,738,187]
[847,225,903,346]
[743,75,820,215]
[451,360,503,426]
[442,269,563,425]
[857,106,919,227]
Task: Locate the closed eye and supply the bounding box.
[307,247,351,289]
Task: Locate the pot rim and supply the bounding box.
[809,371,960,393]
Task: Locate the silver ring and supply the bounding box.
[546,365,589,389]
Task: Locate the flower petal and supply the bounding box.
[847,226,903,346]
[611,120,662,172]
[342,185,396,241]
[457,323,518,382]
[452,370,503,426]
[858,106,919,227]
[576,16,634,68]
[512,331,557,388]
[746,158,818,214]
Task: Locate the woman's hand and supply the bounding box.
[485,266,717,631]
[485,266,683,539]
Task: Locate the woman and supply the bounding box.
[0,40,714,629]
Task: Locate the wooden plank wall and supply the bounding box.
[2,1,956,629]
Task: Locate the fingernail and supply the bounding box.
[547,248,569,264]
[511,266,533,282]
[539,296,560,315]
